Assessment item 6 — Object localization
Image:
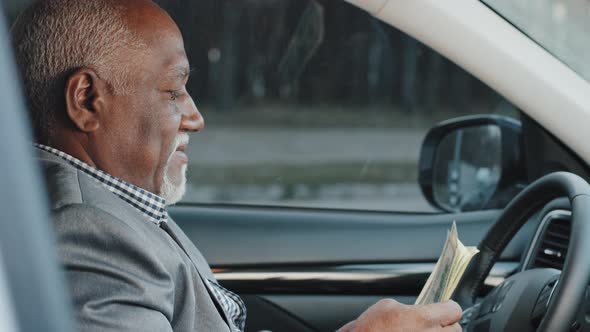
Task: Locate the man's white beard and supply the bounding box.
[160,133,189,205]
[160,163,187,205]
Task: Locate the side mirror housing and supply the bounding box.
[419,115,525,212]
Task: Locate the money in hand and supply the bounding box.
[415,222,479,305]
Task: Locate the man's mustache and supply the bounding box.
[171,133,190,158]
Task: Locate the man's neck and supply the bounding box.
[48,134,98,169]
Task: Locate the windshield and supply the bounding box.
[482,0,590,82]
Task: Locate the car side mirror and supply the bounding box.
[419,115,525,212]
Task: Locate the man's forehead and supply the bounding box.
[122,0,183,47]
[122,0,171,29]
[120,1,189,79]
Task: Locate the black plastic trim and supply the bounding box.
[214,262,518,295]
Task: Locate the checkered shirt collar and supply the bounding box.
[36,144,167,225]
[207,279,247,332]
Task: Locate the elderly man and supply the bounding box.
[11,0,461,331]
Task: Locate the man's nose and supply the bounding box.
[180,96,204,132]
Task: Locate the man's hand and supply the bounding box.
[337,299,462,332]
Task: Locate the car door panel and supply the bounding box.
[246,295,414,332]
[169,205,533,265]
[169,205,535,331]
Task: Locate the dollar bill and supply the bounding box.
[415,222,479,305]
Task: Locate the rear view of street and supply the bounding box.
[182,126,437,212]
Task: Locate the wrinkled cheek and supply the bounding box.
[142,142,165,185]
[165,153,187,184]
[138,117,167,187]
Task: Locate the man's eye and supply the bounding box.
[168,90,181,101]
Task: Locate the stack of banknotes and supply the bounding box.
[415,222,479,305]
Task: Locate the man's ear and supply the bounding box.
[64,68,108,133]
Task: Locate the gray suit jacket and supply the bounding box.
[39,150,233,332]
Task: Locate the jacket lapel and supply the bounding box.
[39,150,234,329]
[159,220,233,328]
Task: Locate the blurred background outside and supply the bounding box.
[13,0,586,211]
[155,0,519,212]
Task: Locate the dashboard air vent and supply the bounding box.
[532,216,570,270]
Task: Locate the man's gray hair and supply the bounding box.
[11,0,145,143]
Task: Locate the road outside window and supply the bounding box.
[157,0,518,212]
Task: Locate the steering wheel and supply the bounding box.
[453,172,590,332]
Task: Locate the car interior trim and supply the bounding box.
[0,251,18,332]
[213,262,518,295]
[169,205,531,267]
[520,209,571,272]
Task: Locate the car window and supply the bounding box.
[154,0,518,212]
[482,0,590,84]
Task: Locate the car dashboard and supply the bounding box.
[519,198,571,273]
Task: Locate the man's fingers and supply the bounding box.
[336,320,356,332]
[441,322,462,332]
[424,300,462,326]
